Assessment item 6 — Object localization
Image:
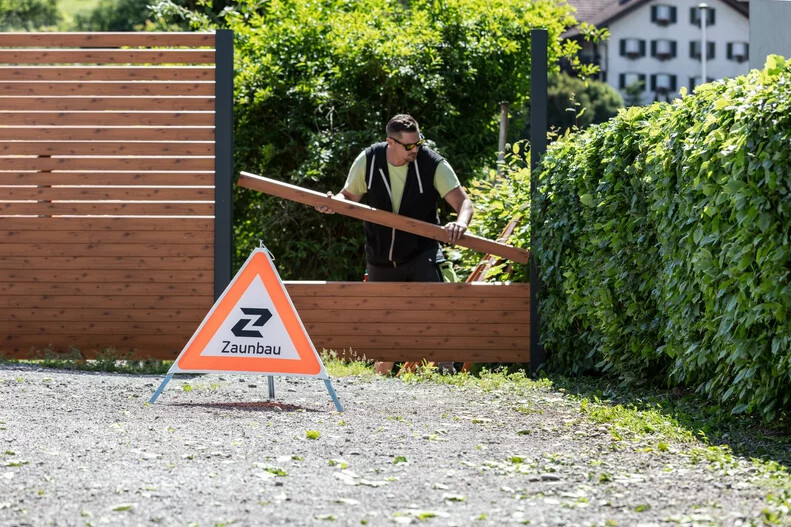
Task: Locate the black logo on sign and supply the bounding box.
[231,308,273,338]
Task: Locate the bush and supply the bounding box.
[157,0,588,279]
[0,0,60,30]
[531,56,791,419]
[546,72,623,134]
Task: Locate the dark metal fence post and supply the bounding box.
[529,29,547,374]
[214,29,234,300]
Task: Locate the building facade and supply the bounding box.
[565,0,750,105]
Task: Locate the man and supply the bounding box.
[317,114,473,374]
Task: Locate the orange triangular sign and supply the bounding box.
[168,247,326,378]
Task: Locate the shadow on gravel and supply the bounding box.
[548,373,791,470]
[168,401,319,413]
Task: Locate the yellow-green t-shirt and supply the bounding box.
[342,150,460,214]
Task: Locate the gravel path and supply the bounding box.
[0,363,785,526]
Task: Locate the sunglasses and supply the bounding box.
[388,133,426,151]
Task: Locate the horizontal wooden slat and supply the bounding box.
[1,142,213,156]
[0,321,200,335]
[0,269,211,283]
[0,217,212,231]
[0,67,215,81]
[294,308,527,325]
[1,230,211,244]
[3,187,213,201]
[304,322,527,337]
[0,256,214,270]
[0,82,214,96]
[0,308,207,323]
[0,97,214,111]
[0,202,214,216]
[0,32,215,48]
[289,296,528,310]
[0,243,212,257]
[0,172,215,186]
[0,128,214,141]
[0,50,215,65]
[3,295,212,309]
[0,282,212,295]
[0,112,214,126]
[312,336,527,350]
[285,281,530,298]
[0,157,214,171]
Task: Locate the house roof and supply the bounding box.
[562,0,750,38]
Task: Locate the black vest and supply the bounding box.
[363,142,443,266]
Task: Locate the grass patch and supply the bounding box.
[320,350,375,379]
[0,348,171,375]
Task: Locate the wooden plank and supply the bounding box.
[0,142,214,156]
[0,202,214,216]
[0,172,215,186]
[294,308,528,325]
[0,308,207,323]
[303,322,527,337]
[0,97,214,111]
[0,66,215,81]
[1,230,212,244]
[0,334,191,351]
[238,172,531,264]
[0,269,212,283]
[0,157,214,171]
[309,335,527,350]
[0,282,213,296]
[0,32,215,48]
[288,296,529,311]
[0,50,216,65]
[0,82,214,96]
[0,256,214,270]
[0,112,214,126]
[0,128,215,141]
[0,217,213,231]
[3,187,213,201]
[0,243,213,258]
[3,295,213,309]
[285,281,530,298]
[0,321,200,335]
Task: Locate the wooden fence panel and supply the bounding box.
[0,31,230,360]
[285,282,530,363]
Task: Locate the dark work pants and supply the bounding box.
[367,246,443,283]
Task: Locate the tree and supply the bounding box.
[0,0,61,30]
[547,72,623,134]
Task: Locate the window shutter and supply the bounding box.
[650,74,657,91]
[709,8,715,26]
[651,5,658,22]
[670,75,677,91]
[639,74,646,90]
[640,40,646,57]
[671,40,677,58]
[670,6,677,23]
[620,39,626,56]
[727,42,733,60]
[690,41,696,59]
[708,42,715,59]
[690,7,697,25]
[651,40,657,57]
[619,73,626,89]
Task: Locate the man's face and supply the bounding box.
[388,131,421,164]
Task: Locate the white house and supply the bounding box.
[564,0,750,104]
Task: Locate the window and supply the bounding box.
[727,42,749,63]
[620,38,646,59]
[690,6,716,27]
[690,41,716,60]
[651,73,677,92]
[651,39,677,60]
[651,4,677,25]
[619,72,647,90]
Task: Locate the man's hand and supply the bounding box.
[444,221,467,243]
[315,191,337,214]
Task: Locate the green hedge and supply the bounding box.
[532,56,791,418]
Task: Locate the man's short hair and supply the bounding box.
[386,114,419,137]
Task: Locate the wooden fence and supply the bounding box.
[0,31,233,359]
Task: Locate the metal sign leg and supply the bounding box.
[323,379,344,412]
[268,375,275,400]
[149,373,174,404]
